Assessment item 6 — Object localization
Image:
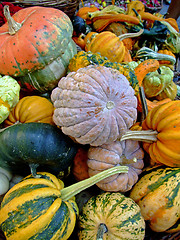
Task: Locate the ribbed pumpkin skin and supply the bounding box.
[142,100,180,167]
[130,166,180,233]
[85,31,126,63]
[87,140,144,192]
[4,96,55,126]
[51,65,137,146]
[78,192,145,240]
[0,172,78,240]
[0,7,77,92]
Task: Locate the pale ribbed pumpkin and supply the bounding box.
[4,95,54,126]
[51,65,137,146]
[0,166,129,240]
[130,166,180,233]
[87,139,144,192]
[78,192,145,240]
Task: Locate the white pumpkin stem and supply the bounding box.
[61,166,129,201]
[118,29,144,41]
[121,130,158,143]
[3,5,22,35]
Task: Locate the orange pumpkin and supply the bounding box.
[4,95,54,126]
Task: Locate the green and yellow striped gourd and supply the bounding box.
[0,166,128,240]
[68,51,139,94]
[78,192,145,240]
[130,166,180,233]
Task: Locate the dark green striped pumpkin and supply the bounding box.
[0,166,129,240]
[130,166,180,233]
[78,192,145,240]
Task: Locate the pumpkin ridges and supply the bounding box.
[157,113,180,132]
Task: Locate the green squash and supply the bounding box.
[78,192,145,240]
[130,166,180,233]
[0,167,129,240]
[0,122,78,175]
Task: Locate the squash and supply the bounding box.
[121,100,180,167]
[0,75,20,123]
[84,30,144,63]
[0,5,77,93]
[142,66,177,100]
[78,192,145,240]
[87,139,144,192]
[76,6,99,25]
[0,122,78,175]
[68,51,139,94]
[130,165,180,233]
[0,166,129,240]
[4,95,55,126]
[51,65,137,146]
[157,49,176,66]
[0,167,12,195]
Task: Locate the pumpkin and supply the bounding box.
[84,30,143,63]
[72,147,89,182]
[0,166,129,240]
[4,95,55,126]
[0,75,20,123]
[121,100,180,167]
[87,139,144,192]
[51,65,137,146]
[130,165,180,233]
[0,167,12,195]
[68,51,139,94]
[0,5,77,93]
[78,192,145,240]
[0,122,78,175]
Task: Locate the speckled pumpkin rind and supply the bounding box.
[51,65,137,146]
[78,192,145,240]
[0,6,73,77]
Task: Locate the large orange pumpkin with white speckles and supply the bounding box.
[51,65,137,146]
[0,6,77,92]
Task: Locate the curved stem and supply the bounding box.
[121,130,158,142]
[61,165,129,201]
[118,29,144,41]
[96,223,108,240]
[3,5,22,35]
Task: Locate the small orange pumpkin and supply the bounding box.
[4,95,55,126]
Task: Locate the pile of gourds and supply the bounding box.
[0,1,179,239]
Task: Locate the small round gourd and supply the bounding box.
[4,95,55,126]
[78,192,145,240]
[51,65,137,146]
[130,166,180,233]
[87,139,144,192]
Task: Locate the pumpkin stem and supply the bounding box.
[121,130,158,142]
[61,166,129,201]
[118,29,144,41]
[96,223,108,240]
[3,5,22,35]
[29,163,39,178]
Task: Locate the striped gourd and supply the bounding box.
[78,192,145,240]
[130,166,180,233]
[0,166,129,240]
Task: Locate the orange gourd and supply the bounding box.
[76,6,99,24]
[157,49,176,65]
[4,95,54,126]
[121,100,180,167]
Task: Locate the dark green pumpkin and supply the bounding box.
[0,122,78,175]
[0,6,77,93]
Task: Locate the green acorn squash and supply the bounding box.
[0,122,78,175]
[130,165,180,233]
[0,166,129,240]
